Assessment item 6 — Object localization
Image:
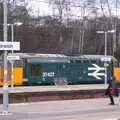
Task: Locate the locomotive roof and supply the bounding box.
[7,53,117,62]
[70,55,117,61]
[27,58,69,63]
[21,53,70,63]
[8,53,68,59]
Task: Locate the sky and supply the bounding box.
[15,0,120,19]
[27,0,53,16]
[15,0,53,16]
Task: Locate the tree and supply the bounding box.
[48,0,72,51]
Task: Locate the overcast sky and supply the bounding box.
[15,0,120,18]
[27,0,53,16]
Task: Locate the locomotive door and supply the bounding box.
[54,63,67,85]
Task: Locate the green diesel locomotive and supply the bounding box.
[24,54,117,85]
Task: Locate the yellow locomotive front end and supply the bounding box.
[114,67,120,82]
[0,59,23,86]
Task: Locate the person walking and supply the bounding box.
[105,76,118,105]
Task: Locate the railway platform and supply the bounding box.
[0,84,107,104]
[0,98,120,120]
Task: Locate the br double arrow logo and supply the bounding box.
[88,64,105,79]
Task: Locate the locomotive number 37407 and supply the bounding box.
[43,72,55,77]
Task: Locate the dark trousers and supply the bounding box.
[108,94,114,104]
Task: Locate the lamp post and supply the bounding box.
[96,30,115,88]
[8,22,22,88]
[2,0,21,113]
[3,0,8,115]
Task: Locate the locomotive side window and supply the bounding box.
[30,64,42,76]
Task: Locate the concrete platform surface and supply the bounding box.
[0,84,106,93]
[0,98,120,120]
[0,84,107,104]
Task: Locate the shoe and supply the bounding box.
[109,103,115,105]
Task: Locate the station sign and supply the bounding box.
[0,42,20,51]
[101,57,111,62]
[7,55,20,61]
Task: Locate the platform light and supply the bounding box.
[96,30,115,88]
